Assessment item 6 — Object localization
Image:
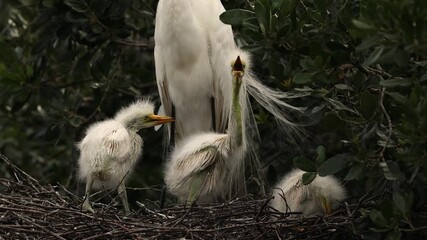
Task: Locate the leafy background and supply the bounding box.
[0,0,426,239]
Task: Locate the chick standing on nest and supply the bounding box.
[77,99,174,213]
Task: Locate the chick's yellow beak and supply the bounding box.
[320,196,333,215]
[148,114,174,125]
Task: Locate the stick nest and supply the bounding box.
[0,155,363,239]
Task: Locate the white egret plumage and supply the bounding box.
[155,0,310,200]
[155,0,234,139]
[270,169,346,217]
[164,54,247,203]
[77,100,174,213]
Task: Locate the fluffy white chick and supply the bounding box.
[77,99,174,213]
[271,169,346,217]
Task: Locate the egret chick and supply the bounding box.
[77,100,174,213]
[164,54,247,203]
[271,169,346,217]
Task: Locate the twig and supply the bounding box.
[377,85,393,162]
[13,212,67,240]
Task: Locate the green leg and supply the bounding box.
[118,181,130,214]
[187,173,206,204]
[82,174,95,213]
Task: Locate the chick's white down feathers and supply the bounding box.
[77,100,155,189]
[164,133,229,202]
[271,169,346,217]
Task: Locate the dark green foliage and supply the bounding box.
[1,0,426,239]
[221,0,427,239]
[0,0,161,199]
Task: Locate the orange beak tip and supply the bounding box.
[149,114,175,125]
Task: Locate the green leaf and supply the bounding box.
[293,156,317,172]
[344,164,364,180]
[302,172,317,185]
[255,0,270,34]
[335,84,354,91]
[359,92,378,119]
[69,116,84,128]
[370,209,388,228]
[386,230,402,240]
[387,92,407,104]
[379,161,401,181]
[380,78,412,88]
[0,41,18,63]
[355,35,382,52]
[363,46,384,66]
[325,97,360,115]
[293,73,312,84]
[271,0,286,11]
[317,154,351,176]
[315,145,326,164]
[352,19,375,30]
[64,0,90,13]
[42,0,55,8]
[393,191,407,215]
[220,9,255,25]
[420,72,427,82]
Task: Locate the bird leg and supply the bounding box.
[210,97,216,132]
[82,174,95,213]
[169,104,176,151]
[160,104,176,209]
[187,172,209,204]
[117,181,130,214]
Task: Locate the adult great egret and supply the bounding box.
[154,0,307,142]
[270,169,346,217]
[155,0,309,199]
[164,54,247,203]
[77,100,174,213]
[155,0,233,139]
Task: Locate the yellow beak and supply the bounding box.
[320,196,333,215]
[148,114,174,125]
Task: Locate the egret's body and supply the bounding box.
[271,169,346,217]
[77,100,174,213]
[165,54,246,203]
[156,0,309,200]
[155,0,241,139]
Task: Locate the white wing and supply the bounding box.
[165,133,230,202]
[79,120,132,162]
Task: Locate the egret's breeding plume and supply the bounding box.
[270,169,346,217]
[164,55,247,203]
[77,100,174,213]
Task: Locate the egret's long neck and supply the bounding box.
[228,73,243,148]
